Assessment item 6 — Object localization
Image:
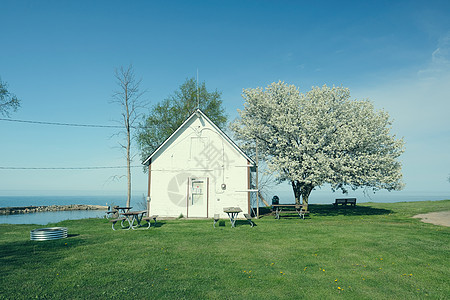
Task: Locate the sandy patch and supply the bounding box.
[412,211,450,227]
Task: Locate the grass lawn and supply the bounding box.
[1,200,449,299]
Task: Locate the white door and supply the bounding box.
[188,177,208,217]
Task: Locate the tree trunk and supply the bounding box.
[301,185,313,211]
[291,181,313,210]
[291,181,301,205]
[126,130,131,208]
[126,91,132,208]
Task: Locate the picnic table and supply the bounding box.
[116,206,132,213]
[105,207,119,218]
[106,206,131,218]
[272,204,308,219]
[223,207,242,228]
[121,210,147,230]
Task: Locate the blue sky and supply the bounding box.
[1,0,449,201]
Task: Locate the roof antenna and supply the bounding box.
[196,68,200,109]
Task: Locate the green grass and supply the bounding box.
[1,200,449,299]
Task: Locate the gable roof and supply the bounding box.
[142,109,255,166]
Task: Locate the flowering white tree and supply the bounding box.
[231,82,404,210]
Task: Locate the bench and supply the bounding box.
[333,198,357,207]
[273,204,309,219]
[243,213,255,227]
[110,217,127,230]
[142,215,158,229]
[213,214,220,228]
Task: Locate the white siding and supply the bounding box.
[149,115,250,218]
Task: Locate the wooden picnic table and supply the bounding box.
[272,204,308,219]
[121,210,147,230]
[106,206,131,218]
[116,206,132,213]
[223,207,242,228]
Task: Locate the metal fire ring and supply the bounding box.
[30,227,68,241]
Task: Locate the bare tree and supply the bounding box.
[111,65,146,207]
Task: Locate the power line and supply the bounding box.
[0,166,143,170]
[0,119,147,170]
[0,118,123,128]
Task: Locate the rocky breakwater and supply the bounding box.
[0,204,108,215]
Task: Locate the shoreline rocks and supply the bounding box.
[0,204,108,215]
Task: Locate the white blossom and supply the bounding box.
[231,82,405,208]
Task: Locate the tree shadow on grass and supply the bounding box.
[0,235,85,278]
[309,204,392,216]
[148,220,165,228]
[234,220,257,227]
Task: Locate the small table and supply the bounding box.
[223,207,242,228]
[116,206,132,213]
[121,210,147,230]
[272,204,304,219]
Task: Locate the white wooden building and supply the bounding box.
[142,109,256,218]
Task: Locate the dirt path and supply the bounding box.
[412,211,450,227]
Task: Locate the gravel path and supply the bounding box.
[412,211,450,227]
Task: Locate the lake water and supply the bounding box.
[0,192,448,225]
[0,210,106,225]
[0,195,148,225]
[272,190,450,205]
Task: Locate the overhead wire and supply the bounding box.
[0,166,143,170]
[0,117,123,128]
[0,117,145,170]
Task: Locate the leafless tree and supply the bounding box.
[0,78,21,117]
[111,65,146,207]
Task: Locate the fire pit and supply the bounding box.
[30,227,68,241]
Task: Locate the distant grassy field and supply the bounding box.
[1,200,449,299]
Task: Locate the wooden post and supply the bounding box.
[255,140,259,219]
[147,161,152,215]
